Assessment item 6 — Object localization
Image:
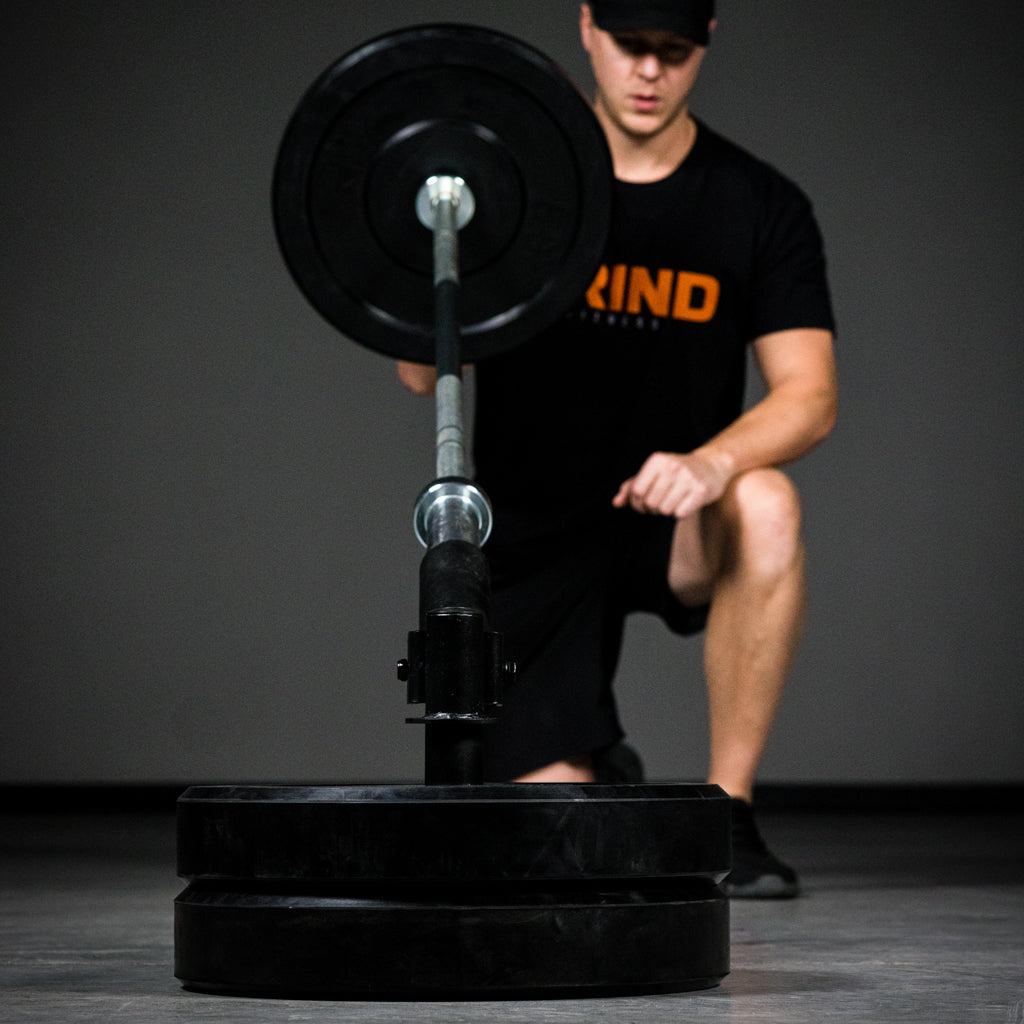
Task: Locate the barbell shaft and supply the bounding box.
[431,191,471,496]
[432,187,466,482]
[412,180,492,550]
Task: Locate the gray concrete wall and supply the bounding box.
[2,1,1021,783]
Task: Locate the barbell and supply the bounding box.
[175,23,730,999]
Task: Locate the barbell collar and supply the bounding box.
[414,479,493,549]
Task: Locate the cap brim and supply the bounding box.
[591,13,710,45]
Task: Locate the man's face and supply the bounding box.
[580,4,709,142]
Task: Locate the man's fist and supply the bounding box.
[613,450,732,519]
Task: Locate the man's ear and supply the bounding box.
[580,3,595,53]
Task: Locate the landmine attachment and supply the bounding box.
[174,23,731,998]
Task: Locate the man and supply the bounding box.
[398,0,837,897]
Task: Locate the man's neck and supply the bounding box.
[599,109,698,184]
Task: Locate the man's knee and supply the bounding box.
[719,469,803,579]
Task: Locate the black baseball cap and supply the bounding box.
[588,0,716,46]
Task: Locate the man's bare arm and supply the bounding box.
[397,360,477,396]
[397,360,438,395]
[613,327,837,518]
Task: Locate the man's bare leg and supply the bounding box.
[512,468,804,789]
[670,468,806,802]
[515,756,594,783]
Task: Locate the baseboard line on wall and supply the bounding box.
[0,781,1020,814]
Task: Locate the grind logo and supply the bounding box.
[571,263,721,331]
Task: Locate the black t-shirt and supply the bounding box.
[473,120,835,545]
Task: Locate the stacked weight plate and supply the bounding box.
[175,783,730,997]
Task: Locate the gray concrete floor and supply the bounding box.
[1,808,1022,1022]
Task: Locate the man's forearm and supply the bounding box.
[695,375,838,482]
[698,326,838,479]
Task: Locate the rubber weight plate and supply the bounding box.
[175,784,730,997]
[177,783,731,884]
[175,881,729,997]
[273,23,613,362]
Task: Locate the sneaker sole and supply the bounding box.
[725,875,800,899]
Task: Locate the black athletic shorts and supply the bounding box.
[479,508,709,781]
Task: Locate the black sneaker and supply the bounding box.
[725,797,800,898]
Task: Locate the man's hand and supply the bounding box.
[397,360,437,395]
[612,449,732,519]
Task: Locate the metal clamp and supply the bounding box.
[413,479,493,548]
